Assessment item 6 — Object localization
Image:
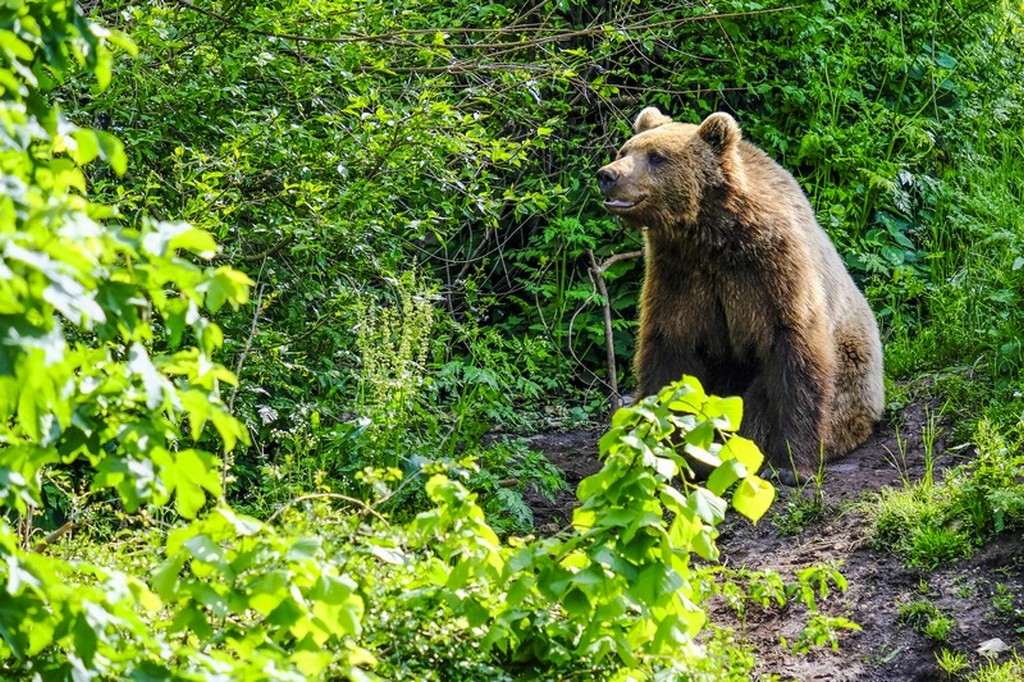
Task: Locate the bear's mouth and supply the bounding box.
[603,196,646,211]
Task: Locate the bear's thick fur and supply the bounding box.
[597,107,884,476]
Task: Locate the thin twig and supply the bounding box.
[593,249,643,275]
[227,277,265,413]
[33,520,82,553]
[173,0,797,50]
[587,249,643,412]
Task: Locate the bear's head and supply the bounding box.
[597,108,744,232]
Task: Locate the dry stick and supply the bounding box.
[267,493,388,525]
[586,248,643,412]
[33,520,82,553]
[173,0,797,49]
[228,278,266,414]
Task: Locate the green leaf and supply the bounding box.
[0,30,34,63]
[96,130,127,175]
[683,420,716,450]
[72,612,99,665]
[704,395,743,431]
[720,436,764,473]
[248,570,289,616]
[127,343,167,410]
[691,527,719,561]
[632,563,683,605]
[287,537,322,562]
[167,449,221,518]
[562,587,591,616]
[151,555,185,599]
[706,459,743,496]
[687,488,727,525]
[71,129,100,165]
[732,476,776,523]
[141,221,207,258]
[667,511,701,547]
[201,267,252,313]
[183,534,228,570]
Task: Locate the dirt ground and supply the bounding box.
[520,401,1024,681]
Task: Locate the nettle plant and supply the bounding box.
[0,1,253,676]
[330,375,780,678]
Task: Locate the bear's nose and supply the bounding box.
[597,167,618,195]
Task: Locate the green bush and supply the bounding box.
[62,1,1024,496]
[871,419,1024,568]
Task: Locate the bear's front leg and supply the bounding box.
[633,328,709,400]
[741,328,834,480]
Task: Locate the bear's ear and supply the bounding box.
[697,112,741,153]
[633,107,673,134]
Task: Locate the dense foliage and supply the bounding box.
[2,0,1023,678]
[65,0,1024,488]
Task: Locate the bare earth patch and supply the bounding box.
[520,401,1024,680]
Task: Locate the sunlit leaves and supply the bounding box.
[65,128,127,174]
[522,376,772,664]
[140,220,218,260]
[0,2,259,678]
[152,508,370,678]
[153,448,222,518]
[199,266,253,313]
[733,475,777,523]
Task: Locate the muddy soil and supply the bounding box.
[519,402,1024,680]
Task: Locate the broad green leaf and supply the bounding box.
[0,30,33,62]
[70,129,100,165]
[562,587,591,616]
[182,534,228,571]
[704,395,743,431]
[151,555,185,599]
[96,130,127,175]
[687,488,727,525]
[691,527,719,561]
[706,459,743,496]
[633,563,684,605]
[683,420,715,450]
[200,266,252,313]
[287,537,322,562]
[678,595,708,638]
[248,570,289,616]
[667,511,701,547]
[158,448,221,518]
[651,613,690,655]
[732,476,776,523]
[127,343,167,410]
[720,435,763,472]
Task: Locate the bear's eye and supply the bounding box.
[647,151,669,167]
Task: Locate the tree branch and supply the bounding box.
[586,248,643,412]
[172,0,798,51]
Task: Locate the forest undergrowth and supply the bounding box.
[1,0,1023,679]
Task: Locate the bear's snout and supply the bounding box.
[597,166,618,195]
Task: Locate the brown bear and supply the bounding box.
[597,107,884,479]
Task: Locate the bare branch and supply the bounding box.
[594,249,644,275]
[172,0,798,52]
[268,493,389,525]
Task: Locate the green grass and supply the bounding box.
[870,418,1024,569]
[969,654,1024,682]
[989,583,1023,624]
[897,599,955,642]
[871,481,971,569]
[935,648,969,678]
[770,493,828,536]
